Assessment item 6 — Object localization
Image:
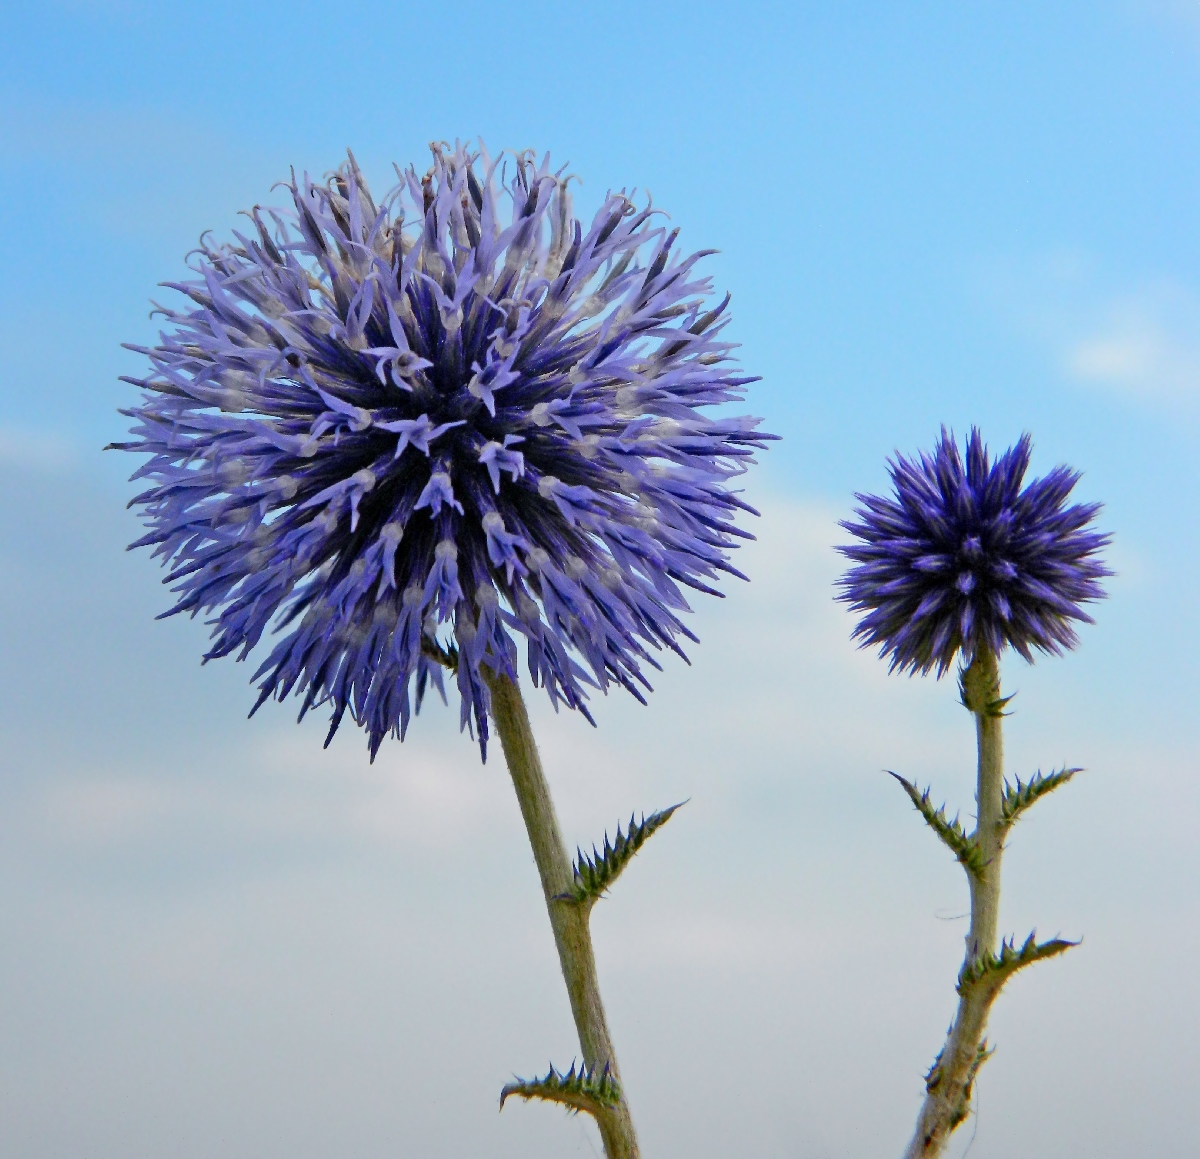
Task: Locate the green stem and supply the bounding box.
[902,646,1004,1159]
[485,670,640,1159]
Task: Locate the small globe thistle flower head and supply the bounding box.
[836,427,1110,677]
[114,142,776,759]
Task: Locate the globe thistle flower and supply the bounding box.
[837,427,1110,676]
[114,142,775,759]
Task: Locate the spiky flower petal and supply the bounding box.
[837,428,1110,676]
[114,142,774,757]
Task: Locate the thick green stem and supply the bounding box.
[486,670,640,1159]
[903,647,1004,1159]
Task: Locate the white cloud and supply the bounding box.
[34,732,513,856]
[978,252,1200,413]
[1065,284,1200,403]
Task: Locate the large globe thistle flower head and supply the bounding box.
[837,427,1110,677]
[115,141,776,759]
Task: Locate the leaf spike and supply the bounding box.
[957,929,1080,998]
[887,772,986,879]
[958,669,1016,717]
[499,1059,621,1119]
[559,801,686,905]
[1002,766,1082,828]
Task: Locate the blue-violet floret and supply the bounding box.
[837,427,1110,676]
[114,142,775,757]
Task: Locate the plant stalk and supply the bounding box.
[902,646,1005,1158]
[486,670,640,1159]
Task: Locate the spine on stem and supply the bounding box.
[485,670,641,1159]
[896,647,1079,1157]
[904,647,1006,1159]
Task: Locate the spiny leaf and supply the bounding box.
[967,1038,995,1081]
[958,670,1014,717]
[421,635,458,671]
[1002,766,1080,827]
[955,662,1012,715]
[957,930,1078,997]
[888,773,986,879]
[924,1037,994,1104]
[947,1040,995,1131]
[499,1060,621,1118]
[924,1044,947,1092]
[562,803,685,904]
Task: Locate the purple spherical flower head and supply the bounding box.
[837,427,1110,677]
[114,142,776,759]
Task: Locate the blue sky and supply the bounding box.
[1,3,1198,1157]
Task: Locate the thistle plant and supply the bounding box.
[111,141,774,1159]
[837,428,1109,1158]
